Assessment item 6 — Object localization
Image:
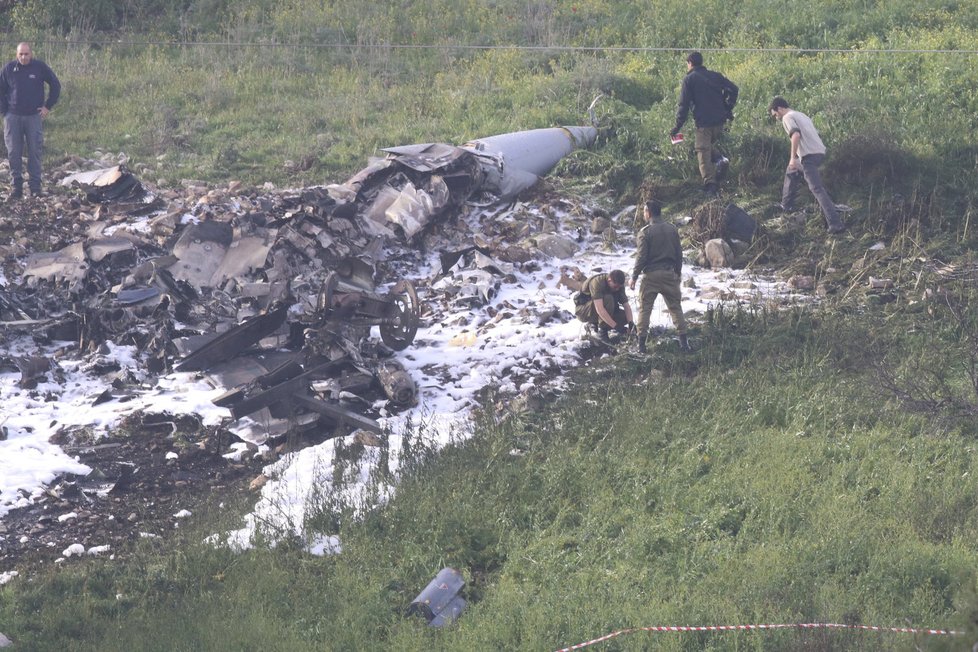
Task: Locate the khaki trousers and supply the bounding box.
[695,124,725,185]
[637,269,686,335]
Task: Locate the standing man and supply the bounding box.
[630,200,689,353]
[0,42,61,200]
[769,96,845,235]
[575,269,635,342]
[670,51,738,196]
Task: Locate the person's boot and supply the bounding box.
[7,184,22,202]
[637,334,647,354]
[678,333,691,352]
[597,323,611,342]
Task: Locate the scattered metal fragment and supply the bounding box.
[60,165,145,203]
[409,567,467,627]
[175,305,289,372]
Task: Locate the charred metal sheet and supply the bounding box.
[86,238,136,264]
[60,165,145,203]
[438,246,492,274]
[310,370,375,399]
[291,393,382,434]
[380,143,472,172]
[115,287,161,305]
[224,359,348,420]
[209,231,278,285]
[167,221,234,288]
[0,290,36,322]
[384,182,438,239]
[24,242,88,286]
[176,305,289,372]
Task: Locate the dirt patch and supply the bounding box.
[0,415,267,577]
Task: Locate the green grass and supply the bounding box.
[4,304,978,650]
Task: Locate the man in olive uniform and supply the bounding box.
[575,269,634,342]
[630,200,689,353]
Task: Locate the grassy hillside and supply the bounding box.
[3,1,978,650]
[0,0,976,225]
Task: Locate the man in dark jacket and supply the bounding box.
[670,51,738,196]
[0,42,61,200]
[630,200,689,352]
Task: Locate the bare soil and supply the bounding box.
[0,414,266,577]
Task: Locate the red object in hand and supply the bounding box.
[671,133,684,145]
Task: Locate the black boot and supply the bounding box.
[678,333,691,352]
[637,334,647,354]
[597,323,611,342]
[7,184,22,202]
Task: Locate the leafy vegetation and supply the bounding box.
[3,0,978,650]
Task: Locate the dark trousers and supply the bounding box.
[4,113,44,191]
[781,153,842,230]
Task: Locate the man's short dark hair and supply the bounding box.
[644,200,662,217]
[769,96,790,112]
[686,51,703,67]
[609,269,626,285]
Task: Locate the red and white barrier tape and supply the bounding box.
[555,622,964,651]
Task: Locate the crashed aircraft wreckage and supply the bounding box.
[1,119,598,443]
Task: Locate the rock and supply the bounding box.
[590,216,611,233]
[532,233,579,259]
[869,277,894,289]
[698,287,732,300]
[353,430,384,447]
[557,267,585,291]
[789,275,816,291]
[248,475,268,492]
[722,203,756,242]
[703,238,734,268]
[0,632,12,648]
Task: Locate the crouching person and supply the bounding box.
[630,200,689,352]
[575,269,635,342]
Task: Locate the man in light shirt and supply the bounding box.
[769,96,845,235]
